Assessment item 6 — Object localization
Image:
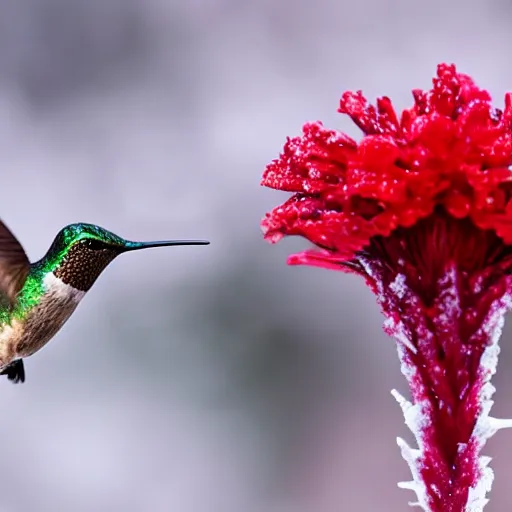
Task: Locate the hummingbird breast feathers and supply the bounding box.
[1,273,86,363]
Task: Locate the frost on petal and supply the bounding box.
[261,63,512,511]
[385,271,512,511]
[262,63,512,266]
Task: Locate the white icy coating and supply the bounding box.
[389,274,512,512]
[390,273,407,300]
[435,266,461,325]
[392,388,430,509]
[358,256,381,293]
[384,315,417,354]
[386,274,418,354]
[465,293,512,512]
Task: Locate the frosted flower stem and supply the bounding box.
[388,287,512,511]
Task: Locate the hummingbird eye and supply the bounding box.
[82,239,106,251]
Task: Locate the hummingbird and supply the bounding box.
[0,220,209,384]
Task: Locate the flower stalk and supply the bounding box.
[261,64,512,510]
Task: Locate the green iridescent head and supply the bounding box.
[50,223,124,251]
[34,223,209,291]
[47,223,127,257]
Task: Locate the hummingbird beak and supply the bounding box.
[121,239,210,252]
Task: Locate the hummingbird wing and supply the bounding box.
[0,221,30,304]
[0,359,25,384]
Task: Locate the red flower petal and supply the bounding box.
[262,63,512,265]
[261,63,512,510]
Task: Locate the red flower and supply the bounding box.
[262,64,512,511]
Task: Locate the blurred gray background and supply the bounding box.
[1,0,512,511]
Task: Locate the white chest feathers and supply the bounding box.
[43,273,86,303]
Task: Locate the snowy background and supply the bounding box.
[1,0,512,510]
